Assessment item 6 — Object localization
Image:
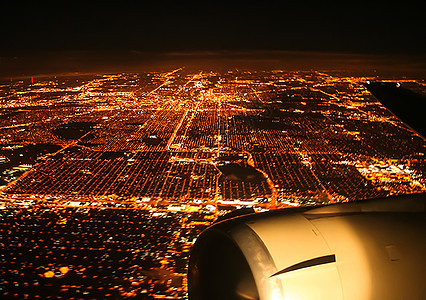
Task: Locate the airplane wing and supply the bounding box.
[365,82,426,138]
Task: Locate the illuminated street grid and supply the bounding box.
[1,70,425,205]
[0,70,425,298]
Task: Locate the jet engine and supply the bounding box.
[188,193,426,300]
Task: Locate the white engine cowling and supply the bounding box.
[188,193,426,300]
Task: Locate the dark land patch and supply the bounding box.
[0,143,62,184]
[0,143,61,166]
[142,137,163,146]
[52,122,96,140]
[218,163,266,183]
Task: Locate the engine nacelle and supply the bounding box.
[188,193,426,300]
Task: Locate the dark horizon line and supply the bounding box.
[2,48,426,57]
[1,49,425,80]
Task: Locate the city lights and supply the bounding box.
[0,69,425,298]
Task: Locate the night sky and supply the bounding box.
[1,1,425,77]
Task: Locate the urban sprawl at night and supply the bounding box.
[0,69,425,299]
